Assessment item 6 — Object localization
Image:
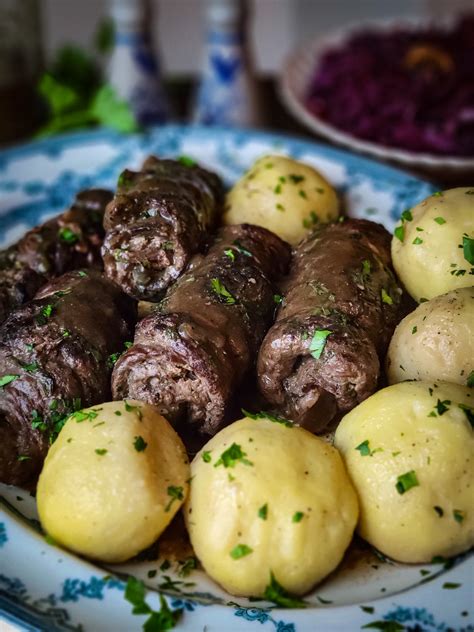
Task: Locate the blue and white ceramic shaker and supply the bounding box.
[107,0,169,125]
[192,0,261,126]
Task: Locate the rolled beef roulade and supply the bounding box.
[112,224,291,435]
[257,218,404,432]
[102,156,224,301]
[0,269,136,487]
[0,189,112,324]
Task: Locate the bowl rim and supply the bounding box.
[279,16,474,171]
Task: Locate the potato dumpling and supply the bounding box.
[335,382,474,563]
[386,287,474,387]
[185,415,358,597]
[224,155,339,245]
[391,187,474,301]
[37,400,189,563]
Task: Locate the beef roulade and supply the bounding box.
[102,156,224,301]
[257,219,404,432]
[0,189,112,324]
[112,224,291,435]
[0,269,136,487]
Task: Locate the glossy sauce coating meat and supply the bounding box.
[0,270,136,488]
[112,224,291,435]
[102,156,224,301]
[0,189,112,324]
[257,219,404,432]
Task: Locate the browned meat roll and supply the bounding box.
[102,156,224,301]
[257,219,404,432]
[0,189,112,324]
[112,224,291,435]
[0,269,136,488]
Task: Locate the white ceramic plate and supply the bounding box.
[0,125,472,632]
[279,19,474,177]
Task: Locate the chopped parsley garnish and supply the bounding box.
[178,556,198,577]
[58,227,79,244]
[17,455,31,462]
[463,236,474,265]
[165,485,184,512]
[467,371,474,388]
[62,329,71,338]
[434,506,444,517]
[302,210,319,229]
[210,277,236,305]
[124,341,133,349]
[160,560,171,572]
[435,399,451,416]
[125,401,143,420]
[72,409,101,422]
[106,352,121,368]
[95,448,107,456]
[202,450,212,463]
[434,217,446,225]
[355,440,371,456]
[232,240,252,257]
[36,303,54,324]
[258,504,268,520]
[289,174,305,184]
[31,410,47,432]
[412,237,423,245]
[276,203,285,212]
[362,259,371,276]
[274,183,282,194]
[0,374,19,388]
[395,470,419,495]
[453,509,464,524]
[292,512,304,523]
[432,191,443,197]
[114,410,122,416]
[124,576,181,629]
[133,435,147,452]
[443,582,461,589]
[298,190,307,199]
[77,270,88,277]
[401,209,413,222]
[263,572,307,608]
[214,443,253,468]
[309,329,332,360]
[273,294,283,304]
[381,288,393,305]
[177,155,196,167]
[394,225,405,242]
[147,570,157,579]
[242,409,293,427]
[412,326,417,334]
[230,544,253,559]
[224,248,235,262]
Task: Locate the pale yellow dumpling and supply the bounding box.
[386,287,474,387]
[185,415,358,597]
[335,382,474,563]
[37,400,189,563]
[224,155,339,245]
[391,187,474,301]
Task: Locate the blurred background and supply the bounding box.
[1,0,473,182]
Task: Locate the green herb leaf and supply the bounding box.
[432,191,443,197]
[125,401,143,420]
[17,455,31,462]
[230,544,253,559]
[288,174,304,184]
[0,374,19,388]
[443,582,461,589]
[412,326,417,334]
[309,329,332,360]
[435,399,451,416]
[401,209,413,222]
[90,84,138,133]
[356,440,371,456]
[202,450,212,463]
[394,225,404,242]
[242,409,293,427]
[292,511,304,523]
[95,448,107,456]
[165,485,184,512]
[210,278,236,305]
[381,289,393,305]
[263,572,307,608]
[133,435,147,452]
[434,217,446,225]
[458,403,474,427]
[58,226,79,244]
[467,371,474,388]
[258,504,268,520]
[463,236,474,265]
[232,240,252,257]
[177,155,196,167]
[453,509,464,523]
[433,506,443,517]
[273,294,283,304]
[214,443,253,468]
[396,470,419,495]
[362,259,372,276]
[412,237,423,245]
[224,248,235,262]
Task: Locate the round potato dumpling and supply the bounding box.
[224,155,339,245]
[335,382,474,563]
[391,187,474,302]
[185,415,358,597]
[386,287,474,387]
[37,400,189,563]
